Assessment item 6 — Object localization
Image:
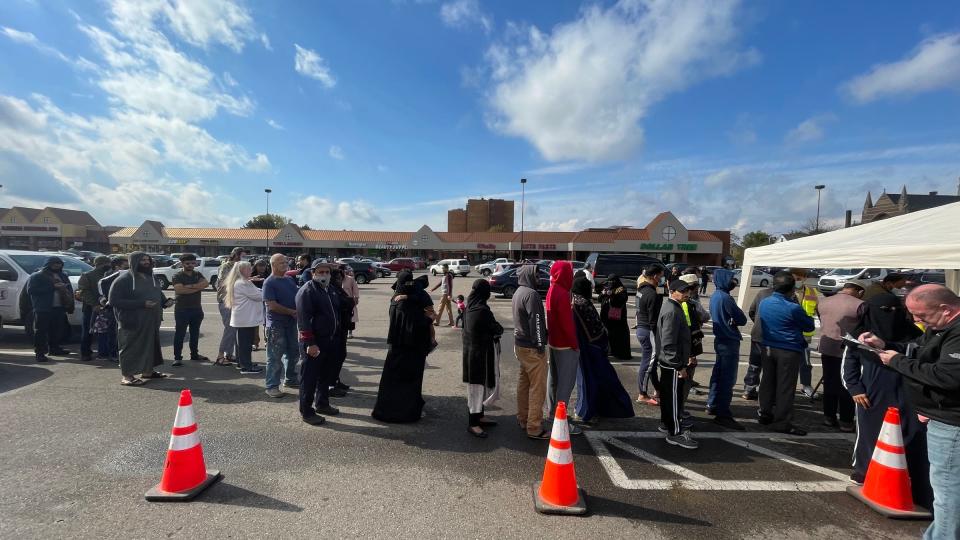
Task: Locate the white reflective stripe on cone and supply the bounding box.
[169,431,200,451]
[173,405,196,429]
[547,445,573,465]
[877,422,904,447]
[551,418,570,443]
[871,446,907,469]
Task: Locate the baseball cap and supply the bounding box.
[679,274,699,286]
[670,279,694,292]
[312,259,336,270]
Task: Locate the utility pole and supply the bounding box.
[265,188,272,253]
[519,178,526,261]
[814,184,825,232]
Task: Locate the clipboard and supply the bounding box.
[842,333,886,355]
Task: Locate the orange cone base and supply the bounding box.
[533,481,587,515]
[846,485,931,520]
[145,470,222,502]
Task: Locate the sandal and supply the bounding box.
[527,429,551,440]
[121,378,144,386]
[467,426,488,438]
[142,372,168,379]
[214,356,232,366]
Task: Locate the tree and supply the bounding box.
[799,217,838,236]
[243,214,291,229]
[732,230,773,265]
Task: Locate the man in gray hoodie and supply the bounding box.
[512,264,549,439]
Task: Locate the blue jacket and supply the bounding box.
[27,257,73,313]
[759,292,815,352]
[709,269,747,341]
[295,280,340,348]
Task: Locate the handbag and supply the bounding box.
[607,306,622,321]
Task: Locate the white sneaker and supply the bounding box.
[665,431,699,449]
[802,385,818,399]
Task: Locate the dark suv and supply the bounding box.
[347,261,377,284]
[487,265,551,298]
[586,252,664,295]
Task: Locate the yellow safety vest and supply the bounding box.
[681,302,692,327]
[798,285,817,339]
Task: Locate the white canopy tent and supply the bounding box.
[736,201,960,308]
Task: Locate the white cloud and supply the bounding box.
[484,0,758,162]
[294,196,382,225]
[784,114,834,145]
[294,44,336,88]
[1,26,70,62]
[266,118,284,130]
[843,33,960,103]
[260,32,272,51]
[111,0,258,52]
[440,0,493,33]
[223,71,238,87]
[329,145,345,160]
[524,161,596,176]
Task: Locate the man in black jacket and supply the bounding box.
[512,264,549,440]
[635,264,664,405]
[296,261,340,425]
[861,284,960,539]
[27,257,74,362]
[742,285,774,399]
[657,280,696,449]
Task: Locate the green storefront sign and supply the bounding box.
[639,243,698,251]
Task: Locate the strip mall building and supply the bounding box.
[109,212,731,266]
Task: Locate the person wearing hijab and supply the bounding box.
[462,279,504,438]
[843,289,931,505]
[372,270,435,423]
[600,275,632,360]
[571,277,634,422]
[546,261,581,433]
[108,252,172,385]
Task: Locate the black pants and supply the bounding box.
[758,347,803,430]
[743,341,764,391]
[33,308,65,356]
[300,348,331,417]
[820,354,854,422]
[326,336,347,390]
[80,304,94,357]
[658,366,683,436]
[173,308,204,360]
[236,326,256,370]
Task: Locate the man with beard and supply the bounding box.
[27,256,74,362]
[108,252,173,386]
[76,255,112,361]
[296,261,341,425]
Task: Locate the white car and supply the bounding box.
[430,259,471,277]
[0,250,89,332]
[475,258,513,276]
[817,268,890,296]
[153,257,222,290]
[733,268,773,287]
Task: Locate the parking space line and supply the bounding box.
[585,431,853,492]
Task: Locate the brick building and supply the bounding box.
[448,198,514,233]
[447,209,467,233]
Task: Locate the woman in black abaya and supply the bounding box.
[462,279,503,438]
[600,274,632,359]
[372,271,435,423]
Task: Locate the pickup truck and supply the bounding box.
[475,258,514,276]
[154,257,222,290]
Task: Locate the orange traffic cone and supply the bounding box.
[846,406,930,519]
[145,389,222,502]
[533,401,587,515]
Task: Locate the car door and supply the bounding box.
[0,256,21,321]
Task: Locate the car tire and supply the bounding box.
[759,279,769,287]
[481,269,491,277]
[157,276,170,290]
[502,285,516,298]
[356,274,368,284]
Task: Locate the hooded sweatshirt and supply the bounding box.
[709,269,748,341]
[26,256,73,313]
[512,265,547,350]
[546,261,578,350]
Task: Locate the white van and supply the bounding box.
[817,267,890,296]
[0,250,90,333]
[430,259,471,277]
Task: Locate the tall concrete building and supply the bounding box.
[448,198,514,232]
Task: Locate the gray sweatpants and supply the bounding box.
[547,347,580,416]
[218,301,237,358]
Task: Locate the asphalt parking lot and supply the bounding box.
[0,274,928,538]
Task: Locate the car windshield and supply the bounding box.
[826,268,862,276]
[11,254,93,277]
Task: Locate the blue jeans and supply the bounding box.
[924,420,960,540]
[173,307,204,360]
[635,326,658,396]
[80,305,94,357]
[265,324,300,390]
[707,338,741,417]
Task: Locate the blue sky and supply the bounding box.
[1,0,958,236]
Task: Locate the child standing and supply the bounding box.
[455,294,466,328]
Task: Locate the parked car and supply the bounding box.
[385,258,417,272]
[146,254,176,268]
[410,257,427,270]
[153,257,222,290]
[0,250,90,335]
[817,268,891,296]
[732,268,774,287]
[664,262,691,275]
[364,261,392,278]
[430,259,470,277]
[586,252,664,295]
[346,261,377,284]
[894,270,945,298]
[475,258,514,276]
[487,265,551,298]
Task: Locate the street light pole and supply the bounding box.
[814,184,826,233]
[265,188,272,253]
[519,178,526,261]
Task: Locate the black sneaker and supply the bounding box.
[302,414,326,426]
[190,355,209,362]
[81,355,93,362]
[315,405,340,416]
[849,472,865,485]
[757,413,774,425]
[714,416,746,431]
[36,354,49,363]
[328,387,347,398]
[334,381,350,390]
[240,366,264,374]
[284,381,299,389]
[823,417,840,428]
[49,349,72,356]
[172,359,183,367]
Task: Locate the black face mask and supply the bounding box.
[98,264,111,272]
